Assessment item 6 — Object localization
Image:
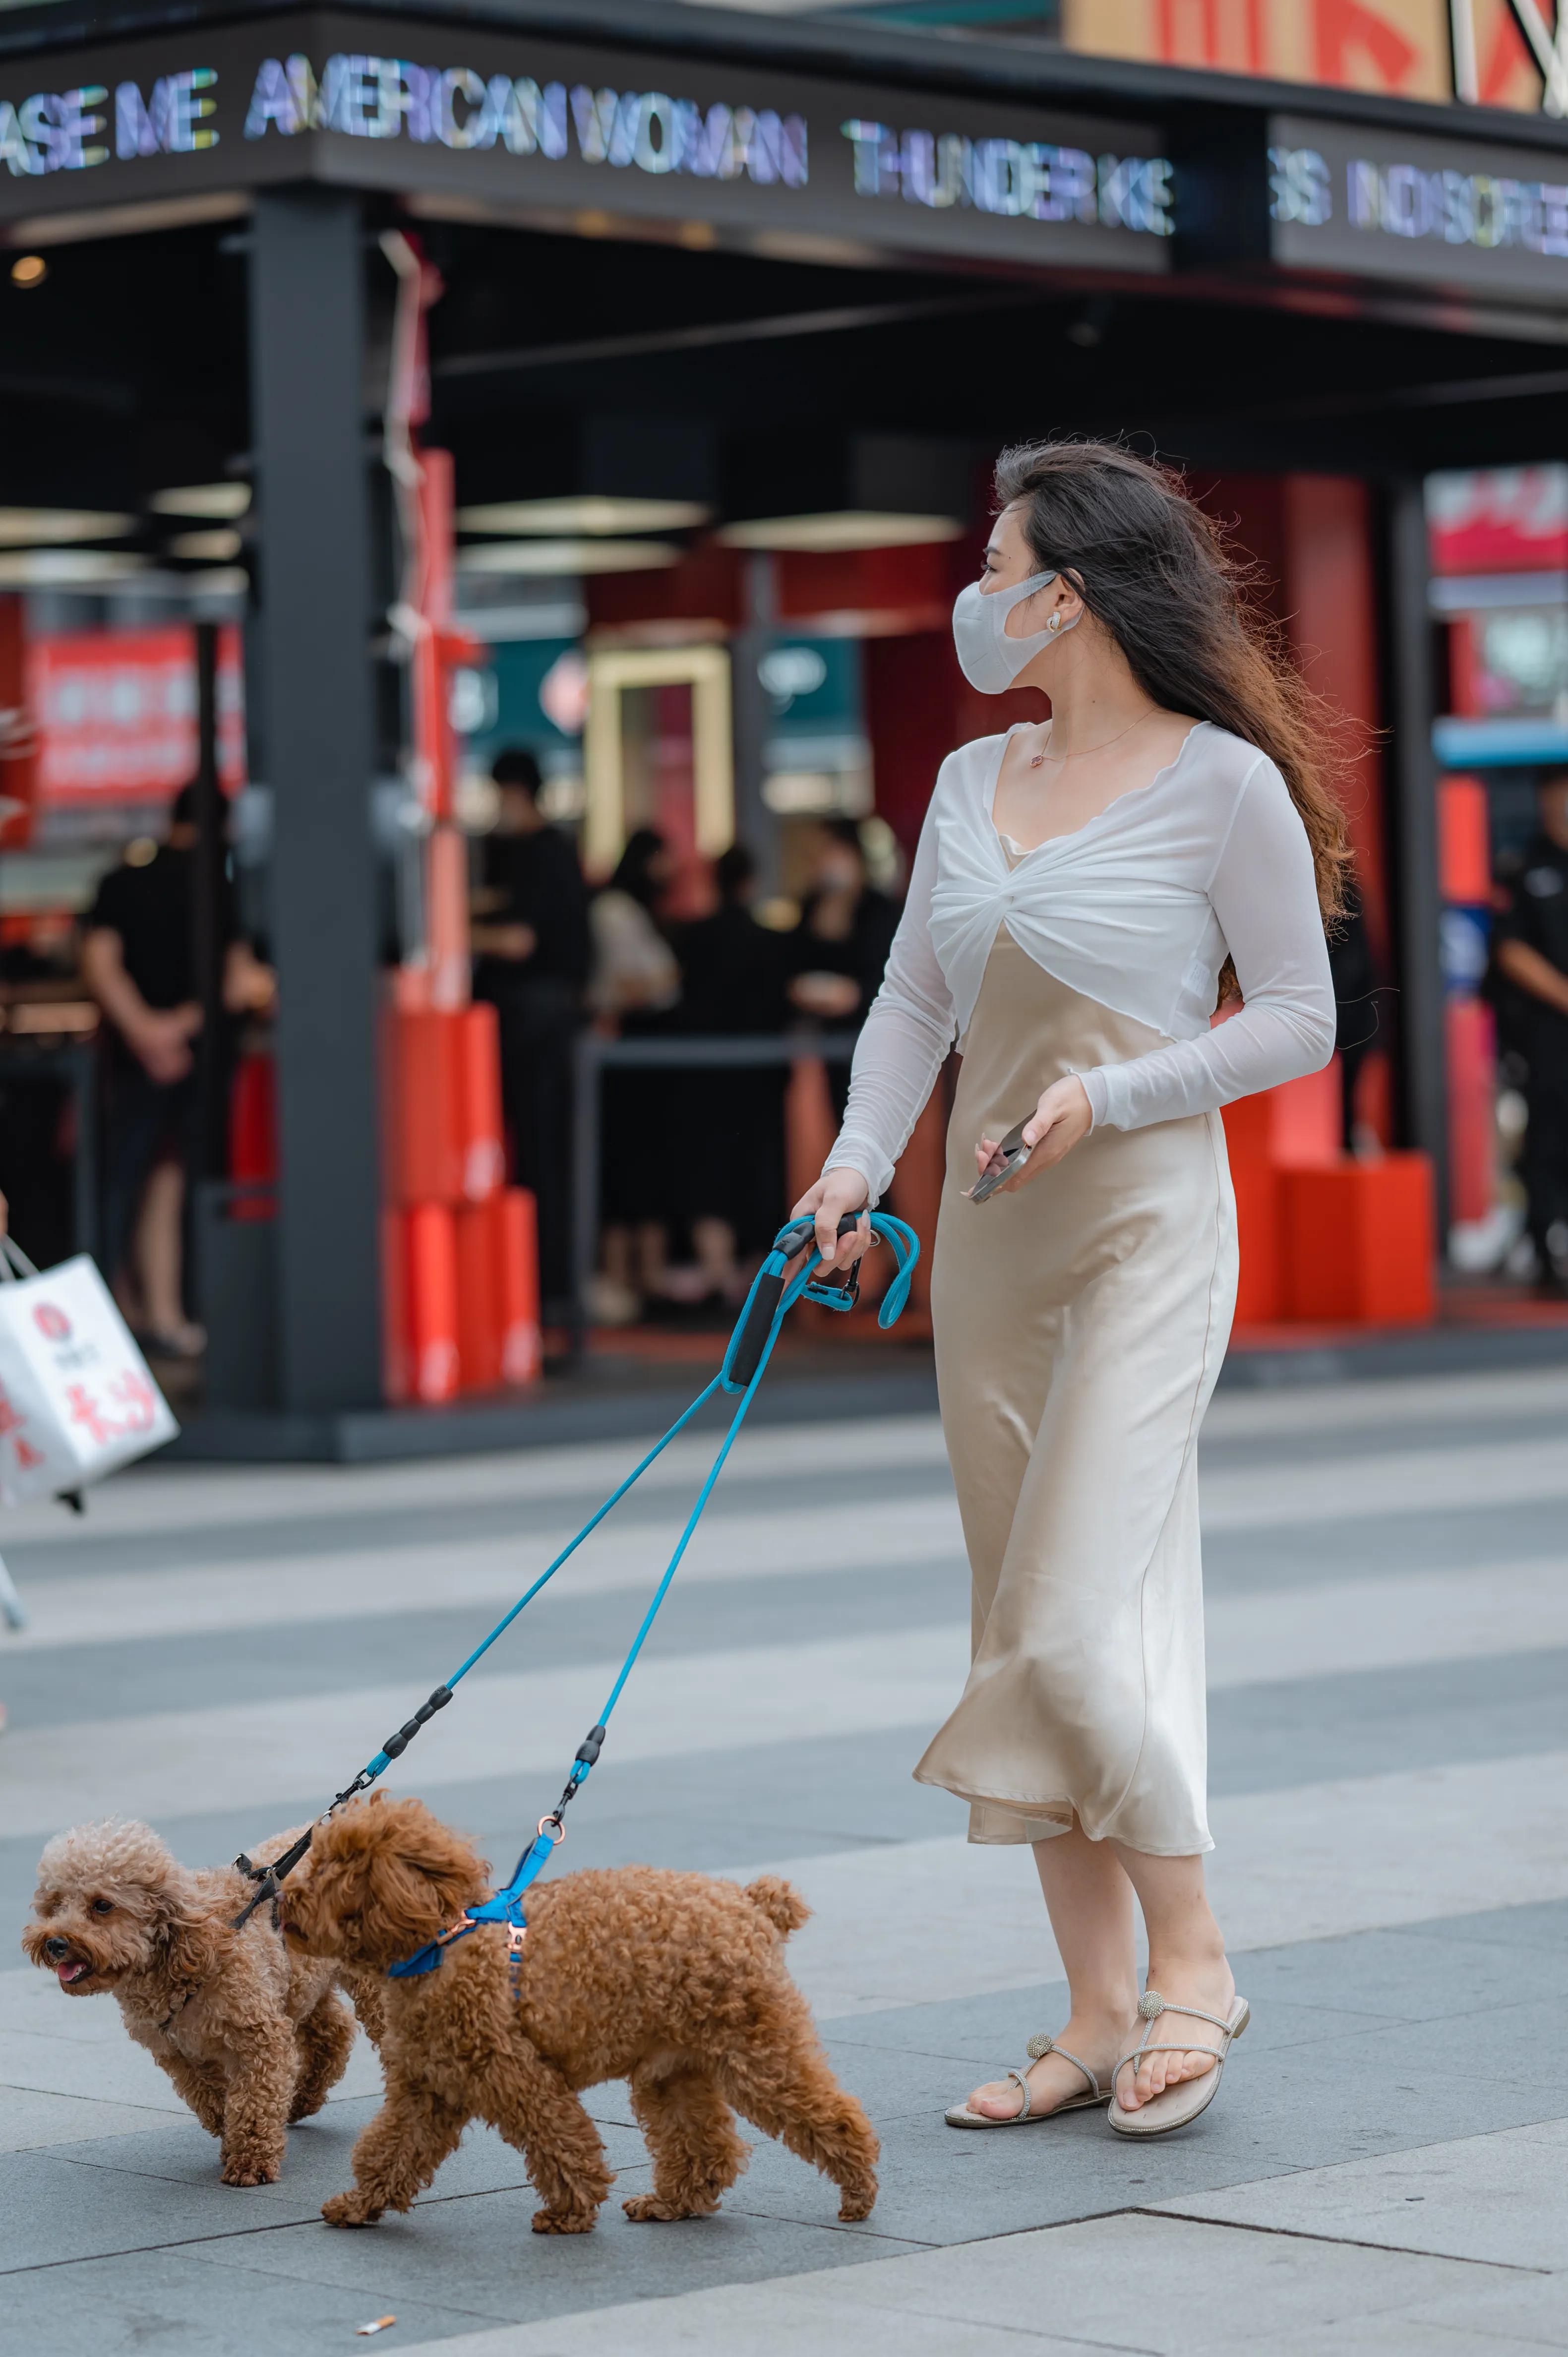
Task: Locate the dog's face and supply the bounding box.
[278,1795,488,1973]
[21,1820,195,1995]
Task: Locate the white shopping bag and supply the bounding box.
[0,1239,179,1505]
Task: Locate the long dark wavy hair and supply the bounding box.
[993,439,1352,989]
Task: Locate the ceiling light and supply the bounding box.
[10,255,46,290]
[718,511,965,553]
[0,509,136,547]
[168,528,242,561]
[148,483,252,519]
[455,540,681,578]
[456,497,709,537]
[0,549,147,587]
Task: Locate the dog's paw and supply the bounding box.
[622,2194,717,2223]
[837,2181,877,2222]
[322,2190,382,2228]
[220,2161,280,2188]
[531,2208,598,2236]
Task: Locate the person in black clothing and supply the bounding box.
[471,747,591,1320]
[1327,874,1380,1153]
[785,819,900,1122]
[672,844,789,1299]
[82,783,274,1354]
[1494,771,1568,1295]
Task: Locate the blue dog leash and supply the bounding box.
[387,1210,919,1979]
[233,1213,919,1945]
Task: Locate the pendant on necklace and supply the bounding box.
[1028,753,1046,770]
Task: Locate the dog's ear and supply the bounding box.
[360,1815,484,1956]
[155,1865,224,1982]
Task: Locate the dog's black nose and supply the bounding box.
[43,1937,70,1960]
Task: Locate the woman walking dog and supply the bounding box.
[797,440,1345,2138]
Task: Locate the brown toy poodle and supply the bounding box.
[280,1791,879,2235]
[21,1818,385,2186]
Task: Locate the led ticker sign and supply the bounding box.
[0,13,1172,274]
[840,119,1171,236]
[242,53,808,188]
[1269,113,1568,298]
[0,67,215,175]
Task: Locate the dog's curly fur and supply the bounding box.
[21,1818,386,2187]
[280,1792,878,2235]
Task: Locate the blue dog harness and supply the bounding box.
[232,1214,919,1968]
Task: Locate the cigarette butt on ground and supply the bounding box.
[355,2321,396,2338]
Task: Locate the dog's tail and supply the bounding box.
[743,1876,810,1938]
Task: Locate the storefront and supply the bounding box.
[2,0,1567,1443]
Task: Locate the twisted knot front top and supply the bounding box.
[825,720,1337,1202]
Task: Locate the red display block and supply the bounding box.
[404,1202,461,1403]
[1280,1155,1436,1327]
[496,1189,543,1386]
[383,1005,507,1209]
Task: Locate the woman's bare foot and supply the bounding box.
[964,2009,1129,2120]
[1116,1949,1236,2111]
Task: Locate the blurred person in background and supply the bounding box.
[1326,874,1380,1154]
[786,818,900,1119]
[81,783,274,1356]
[589,827,680,1323]
[470,746,591,1321]
[1494,769,1568,1297]
[667,842,788,1305]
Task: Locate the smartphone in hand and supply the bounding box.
[969,1117,1032,1204]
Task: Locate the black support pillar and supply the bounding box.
[248,190,382,1413]
[1386,476,1449,1242]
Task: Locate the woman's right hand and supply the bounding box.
[790,1169,871,1271]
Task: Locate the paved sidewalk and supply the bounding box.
[2,1368,1566,2354]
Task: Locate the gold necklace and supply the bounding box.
[1027,711,1159,770]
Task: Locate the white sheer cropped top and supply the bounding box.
[824,720,1337,1204]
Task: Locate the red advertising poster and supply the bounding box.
[26,625,245,806]
[1426,467,1568,578]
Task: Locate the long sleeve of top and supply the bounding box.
[822,723,1337,1205]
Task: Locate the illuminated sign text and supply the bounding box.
[841,119,1172,234]
[244,54,807,185]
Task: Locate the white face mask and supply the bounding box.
[951,569,1078,694]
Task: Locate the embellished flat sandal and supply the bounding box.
[945,2032,1109,2129]
[1106,1990,1250,2138]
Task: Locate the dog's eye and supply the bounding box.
[91,1899,114,1915]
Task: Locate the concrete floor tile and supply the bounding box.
[189,2187,923,2327]
[1153,2116,1568,2269]
[0,2083,176,2152]
[388,2212,1530,2357]
[0,2244,506,2357]
[0,2025,203,2110]
[1395,1898,1568,1954]
[0,2148,326,2269]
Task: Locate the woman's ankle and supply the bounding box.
[1144,1936,1230,1989]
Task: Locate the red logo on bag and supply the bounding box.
[33,1303,70,1342]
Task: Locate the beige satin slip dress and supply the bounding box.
[915,886,1239,1859]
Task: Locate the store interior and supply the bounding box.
[2,198,1568,1399]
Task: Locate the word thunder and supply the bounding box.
[246,53,808,183]
[841,118,1174,235]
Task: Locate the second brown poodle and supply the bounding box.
[281,1792,879,2234]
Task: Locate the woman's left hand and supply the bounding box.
[974,1077,1092,1196]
